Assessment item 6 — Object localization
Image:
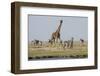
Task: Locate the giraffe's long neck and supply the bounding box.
[56,21,62,33]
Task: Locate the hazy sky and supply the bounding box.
[28,15,88,41]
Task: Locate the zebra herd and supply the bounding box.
[30,37,84,49]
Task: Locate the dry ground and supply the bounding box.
[28,41,88,60]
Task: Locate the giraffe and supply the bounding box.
[51,20,63,43]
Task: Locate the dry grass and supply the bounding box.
[28,41,88,60]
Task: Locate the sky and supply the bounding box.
[28,15,88,41]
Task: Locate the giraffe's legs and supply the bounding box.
[55,37,60,43]
[55,38,58,43]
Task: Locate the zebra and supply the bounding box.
[31,39,42,46]
[63,37,74,49]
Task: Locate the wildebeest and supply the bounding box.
[80,38,84,46]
